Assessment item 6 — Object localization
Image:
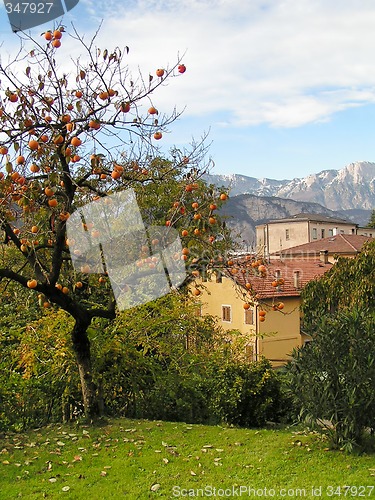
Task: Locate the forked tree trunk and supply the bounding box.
[71,317,101,419]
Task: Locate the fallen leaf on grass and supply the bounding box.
[167,448,179,456]
[73,456,82,462]
[49,478,57,483]
[100,471,107,476]
[150,483,160,492]
[163,458,169,464]
[62,486,70,492]
[190,470,197,476]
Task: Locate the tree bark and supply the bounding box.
[71,317,101,419]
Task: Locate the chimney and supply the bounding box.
[319,250,329,264]
[293,270,301,289]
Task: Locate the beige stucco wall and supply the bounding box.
[357,228,374,237]
[275,252,356,264]
[194,275,303,367]
[257,220,357,256]
[198,276,256,335]
[258,296,302,367]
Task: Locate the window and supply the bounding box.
[285,229,290,240]
[321,229,325,238]
[293,270,301,289]
[328,229,333,237]
[244,309,254,325]
[222,305,231,322]
[194,304,202,317]
[312,228,317,239]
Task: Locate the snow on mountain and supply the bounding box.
[205,161,375,211]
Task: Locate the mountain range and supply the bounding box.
[204,161,374,248]
[205,161,375,211]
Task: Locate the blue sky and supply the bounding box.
[1,0,375,180]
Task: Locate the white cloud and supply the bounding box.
[72,0,375,128]
[4,0,375,129]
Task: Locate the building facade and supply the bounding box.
[256,213,358,257]
[194,258,331,367]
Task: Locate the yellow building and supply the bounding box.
[195,258,331,367]
[256,213,358,257]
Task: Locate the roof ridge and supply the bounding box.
[340,233,358,252]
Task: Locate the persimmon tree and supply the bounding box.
[0,26,231,418]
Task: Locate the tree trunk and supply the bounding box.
[71,317,101,419]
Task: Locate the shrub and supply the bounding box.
[0,290,289,430]
[0,310,81,431]
[137,370,211,423]
[206,358,285,427]
[287,308,375,451]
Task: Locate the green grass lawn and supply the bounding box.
[0,418,374,499]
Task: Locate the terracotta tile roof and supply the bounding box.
[225,258,332,299]
[272,234,373,257]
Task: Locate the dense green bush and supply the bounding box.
[0,292,289,431]
[0,309,81,431]
[206,358,285,427]
[136,370,211,424]
[287,309,375,451]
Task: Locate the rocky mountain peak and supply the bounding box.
[205,160,375,211]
